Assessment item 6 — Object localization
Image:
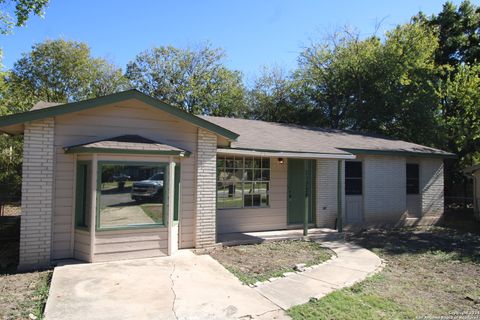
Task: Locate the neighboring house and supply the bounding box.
[464,165,480,221]
[0,90,454,269]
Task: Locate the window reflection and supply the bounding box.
[217,156,270,209]
[99,163,166,229]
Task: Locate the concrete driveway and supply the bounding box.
[44,250,288,320]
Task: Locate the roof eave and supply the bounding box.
[217,147,356,159]
[64,146,191,157]
[0,90,239,141]
[339,148,457,159]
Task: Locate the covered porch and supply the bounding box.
[215,148,355,238]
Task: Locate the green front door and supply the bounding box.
[287,159,315,225]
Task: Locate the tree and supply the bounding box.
[7,39,129,107]
[418,0,480,67]
[438,64,480,163]
[0,39,128,198]
[126,44,247,116]
[295,29,381,129]
[0,0,49,34]
[247,66,296,122]
[294,23,440,145]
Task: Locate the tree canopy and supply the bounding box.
[0,0,48,34]
[1,0,480,196]
[126,44,246,117]
[7,39,128,109]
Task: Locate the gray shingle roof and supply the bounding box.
[64,135,190,156]
[201,116,454,157]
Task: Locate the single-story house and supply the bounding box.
[464,165,480,221]
[0,90,455,269]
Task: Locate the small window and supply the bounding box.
[406,164,419,194]
[216,156,270,209]
[345,161,362,195]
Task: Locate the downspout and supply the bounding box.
[337,160,343,232]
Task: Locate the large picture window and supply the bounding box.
[406,163,420,194]
[345,161,362,195]
[217,156,270,209]
[98,162,167,230]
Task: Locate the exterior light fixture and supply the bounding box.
[278,158,284,164]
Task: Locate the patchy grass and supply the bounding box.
[139,204,163,223]
[0,269,53,320]
[210,240,333,285]
[288,227,480,319]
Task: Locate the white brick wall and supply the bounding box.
[19,118,55,269]
[363,156,407,224]
[316,159,339,228]
[420,158,444,217]
[195,129,217,247]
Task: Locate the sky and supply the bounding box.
[0,0,471,82]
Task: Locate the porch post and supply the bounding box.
[337,160,343,232]
[303,161,309,236]
[89,154,97,262]
[167,159,178,255]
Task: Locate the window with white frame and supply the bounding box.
[216,155,270,209]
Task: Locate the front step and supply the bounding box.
[218,229,344,247]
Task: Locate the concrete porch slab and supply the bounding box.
[45,250,289,320]
[218,228,344,246]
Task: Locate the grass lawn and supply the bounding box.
[140,203,163,223]
[0,269,52,320]
[210,240,333,285]
[288,226,480,320]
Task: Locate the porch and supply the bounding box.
[217,228,344,246]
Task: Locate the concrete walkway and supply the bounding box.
[255,240,383,310]
[45,251,288,320]
[44,240,382,319]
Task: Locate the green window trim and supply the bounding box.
[216,155,271,210]
[174,165,181,222]
[75,161,91,230]
[95,160,170,232]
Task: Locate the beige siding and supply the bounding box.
[93,228,168,262]
[420,158,444,217]
[345,195,363,224]
[73,229,90,262]
[363,156,407,224]
[316,159,338,228]
[406,195,422,217]
[217,157,287,234]
[52,100,198,259]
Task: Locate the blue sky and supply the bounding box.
[1,0,470,82]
